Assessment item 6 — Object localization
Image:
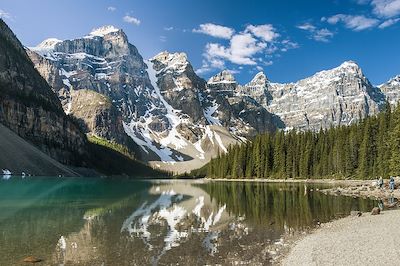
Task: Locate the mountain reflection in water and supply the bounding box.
[0,178,376,265]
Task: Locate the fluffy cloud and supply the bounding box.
[297,23,334,42]
[107,6,116,12]
[205,33,267,65]
[193,23,234,39]
[326,14,379,30]
[195,23,296,75]
[371,0,400,17]
[245,24,279,42]
[123,15,141,26]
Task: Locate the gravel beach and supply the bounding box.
[282,209,400,266]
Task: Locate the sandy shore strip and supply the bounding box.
[282,209,400,266]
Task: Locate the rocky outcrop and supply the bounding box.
[67,89,128,144]
[0,19,86,165]
[379,75,400,106]
[205,70,280,136]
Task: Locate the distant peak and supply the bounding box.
[151,51,190,74]
[29,38,62,54]
[252,71,268,82]
[208,70,236,84]
[89,25,121,37]
[246,71,268,87]
[36,38,61,48]
[152,51,188,63]
[339,60,360,68]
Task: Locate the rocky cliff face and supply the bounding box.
[27,25,399,173]
[0,19,86,165]
[254,61,386,130]
[28,26,149,148]
[379,75,400,106]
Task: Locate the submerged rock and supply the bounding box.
[23,256,43,263]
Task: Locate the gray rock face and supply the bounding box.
[0,19,86,165]
[253,61,386,130]
[379,75,400,105]
[204,70,280,137]
[28,26,150,147]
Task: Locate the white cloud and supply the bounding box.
[378,17,400,27]
[245,24,279,42]
[0,9,11,19]
[371,0,400,17]
[159,36,167,42]
[123,15,141,26]
[281,40,299,50]
[107,6,116,12]
[327,14,379,30]
[164,26,174,31]
[196,23,296,75]
[204,33,266,65]
[193,23,234,39]
[297,23,334,42]
[313,28,335,42]
[297,23,317,31]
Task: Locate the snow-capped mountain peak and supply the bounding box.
[247,71,268,87]
[29,38,62,55]
[207,70,236,84]
[379,75,400,105]
[152,51,189,74]
[88,25,120,37]
[337,60,362,74]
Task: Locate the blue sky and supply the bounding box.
[0,0,399,84]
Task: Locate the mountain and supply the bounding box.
[28,25,398,173]
[259,61,386,130]
[379,75,400,106]
[0,19,87,166]
[28,28,280,173]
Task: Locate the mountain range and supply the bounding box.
[9,24,400,173]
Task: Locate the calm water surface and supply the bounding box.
[0,177,376,265]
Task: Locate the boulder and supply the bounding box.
[371,207,381,215]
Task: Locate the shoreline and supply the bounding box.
[205,177,373,186]
[281,208,400,265]
[206,178,400,200]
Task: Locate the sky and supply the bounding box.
[0,0,399,85]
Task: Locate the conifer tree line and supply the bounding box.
[205,103,400,179]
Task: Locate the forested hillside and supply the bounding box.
[201,103,400,180]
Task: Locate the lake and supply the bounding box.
[0,177,376,265]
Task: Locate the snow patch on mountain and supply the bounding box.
[146,60,188,150]
[88,25,120,37]
[29,38,62,55]
[203,100,221,125]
